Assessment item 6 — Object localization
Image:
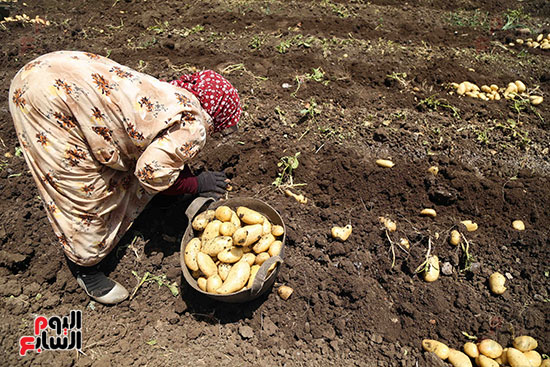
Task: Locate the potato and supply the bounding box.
[513,336,538,352]
[504,82,518,96]
[197,277,207,291]
[241,252,256,266]
[481,85,492,93]
[220,222,237,236]
[253,233,276,253]
[262,216,272,235]
[423,255,439,282]
[476,354,499,367]
[463,342,479,358]
[376,159,394,168]
[234,224,263,247]
[450,230,461,246]
[331,224,352,241]
[457,82,467,95]
[461,220,478,232]
[379,217,397,232]
[184,237,201,271]
[232,227,248,246]
[215,206,233,222]
[478,339,503,359]
[202,220,222,242]
[277,285,293,300]
[428,166,439,175]
[201,236,233,257]
[448,349,473,367]
[255,252,270,265]
[512,220,525,231]
[507,348,532,367]
[230,211,241,229]
[529,95,543,105]
[218,263,232,281]
[192,210,215,231]
[217,246,244,263]
[420,208,437,218]
[284,189,308,204]
[515,80,526,93]
[422,339,450,360]
[272,225,284,237]
[206,274,222,293]
[489,272,506,295]
[196,252,218,277]
[490,84,499,91]
[216,261,250,294]
[269,240,283,257]
[237,206,265,225]
[524,350,542,367]
[540,359,550,367]
[247,264,260,288]
[495,348,508,365]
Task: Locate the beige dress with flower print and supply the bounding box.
[8,51,212,266]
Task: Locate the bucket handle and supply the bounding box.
[185,196,215,221]
[251,255,283,296]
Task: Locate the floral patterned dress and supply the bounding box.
[9,51,213,266]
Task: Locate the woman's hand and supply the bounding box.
[197,171,229,198]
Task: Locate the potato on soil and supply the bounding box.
[450,230,461,246]
[376,159,394,168]
[201,236,232,257]
[216,261,251,294]
[192,209,215,231]
[196,252,218,278]
[217,246,244,263]
[461,220,478,232]
[422,339,450,360]
[237,206,265,225]
[252,233,275,253]
[512,220,525,231]
[331,224,352,241]
[184,237,201,272]
[488,272,506,295]
[513,336,538,352]
[215,206,233,222]
[420,208,437,217]
[540,358,550,367]
[478,339,503,359]
[206,274,222,293]
[423,255,439,282]
[277,285,293,300]
[448,349,473,367]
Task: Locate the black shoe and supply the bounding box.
[75,266,129,305]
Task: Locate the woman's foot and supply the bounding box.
[75,266,129,305]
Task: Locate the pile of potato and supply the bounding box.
[184,206,284,295]
[450,80,543,105]
[513,34,550,50]
[423,335,548,367]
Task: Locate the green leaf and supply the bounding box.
[146,339,157,346]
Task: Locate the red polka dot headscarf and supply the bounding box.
[170,70,242,133]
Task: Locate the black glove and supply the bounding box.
[196,171,228,194]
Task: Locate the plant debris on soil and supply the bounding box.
[0,0,549,366]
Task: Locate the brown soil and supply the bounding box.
[1,0,549,366]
